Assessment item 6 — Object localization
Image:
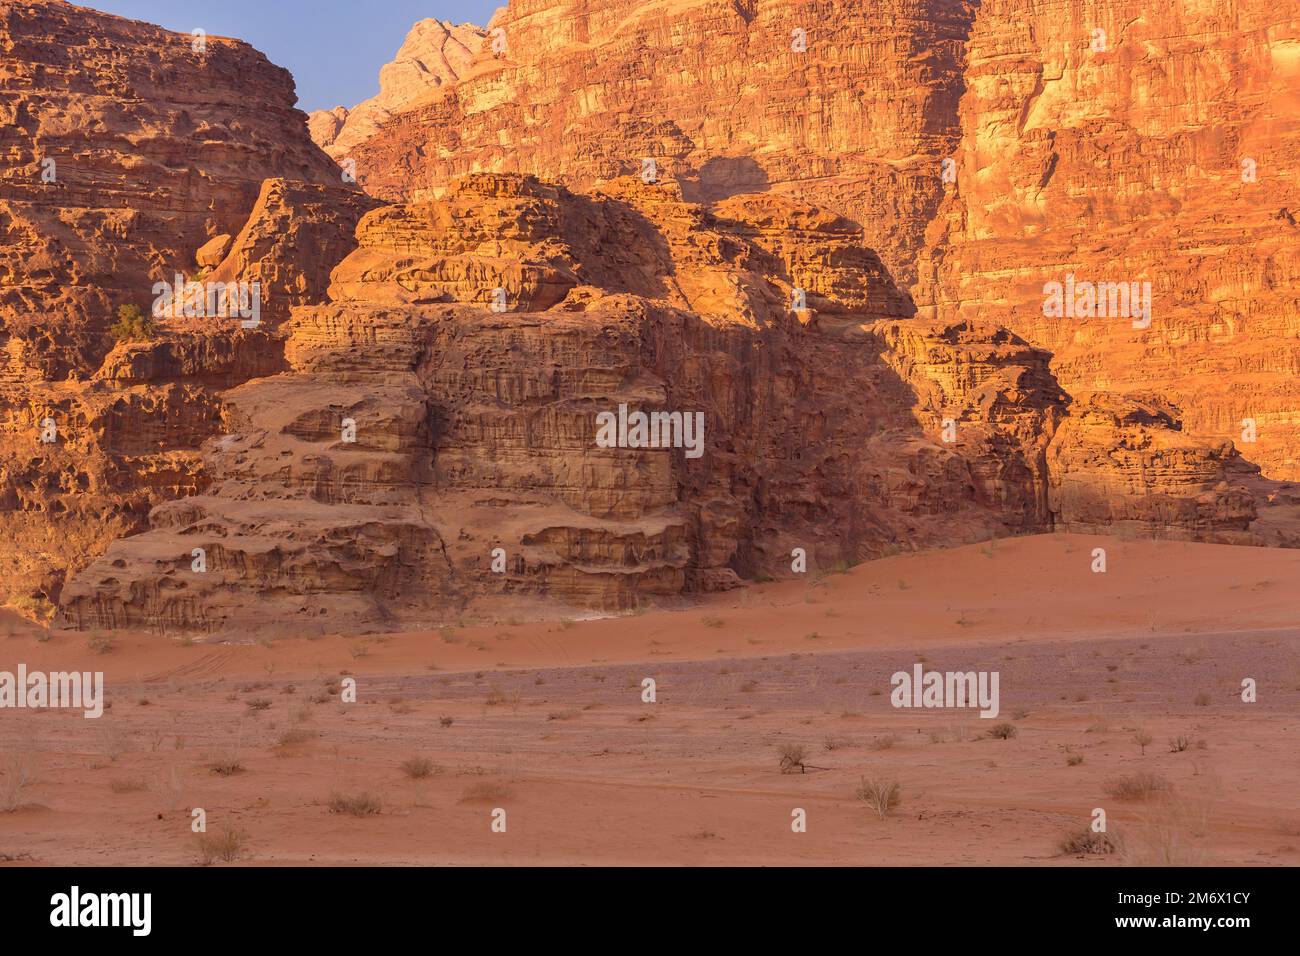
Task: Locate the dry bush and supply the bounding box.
[701,616,725,628]
[400,757,439,779]
[1105,771,1172,801]
[1122,795,1209,866]
[778,743,808,774]
[195,827,245,865]
[246,698,272,712]
[1168,735,1191,753]
[208,757,244,776]
[1057,826,1121,856]
[109,777,147,794]
[987,722,1017,740]
[871,734,901,751]
[1133,731,1153,754]
[328,791,382,816]
[856,777,901,819]
[439,715,455,728]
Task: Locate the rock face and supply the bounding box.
[309,19,485,162]
[326,0,1300,484]
[320,0,975,293]
[922,0,1300,484]
[60,173,1071,632]
[0,0,349,335]
[0,1,370,616]
[8,0,1299,635]
[1048,393,1257,538]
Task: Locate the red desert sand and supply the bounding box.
[2,535,1296,866]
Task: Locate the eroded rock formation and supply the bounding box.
[309,19,485,162]
[5,0,1297,635]
[0,1,370,615]
[60,173,1071,632]
[922,0,1300,483]
[324,0,1300,484]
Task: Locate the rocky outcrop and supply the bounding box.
[921,0,1300,483]
[309,19,485,161]
[59,173,1070,632]
[318,0,977,293]
[328,0,1300,485]
[199,178,380,328]
[0,1,370,616]
[1047,393,1257,538]
[11,1,1300,635]
[0,0,349,338]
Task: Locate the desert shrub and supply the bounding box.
[1168,735,1191,753]
[1058,826,1121,856]
[195,827,245,865]
[1105,772,1172,801]
[871,734,901,751]
[400,757,438,779]
[109,304,157,342]
[0,754,34,812]
[856,777,901,819]
[778,743,808,774]
[87,633,115,655]
[987,722,1017,740]
[276,728,316,748]
[328,791,382,816]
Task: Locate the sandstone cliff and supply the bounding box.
[922,0,1300,484]
[324,0,1300,485]
[59,173,1071,632]
[309,19,485,162]
[0,1,371,615]
[6,0,1297,636]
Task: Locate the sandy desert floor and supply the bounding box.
[1,533,1297,866]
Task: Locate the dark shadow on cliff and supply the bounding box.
[679,156,771,204]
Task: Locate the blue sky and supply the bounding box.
[88,1,503,113]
